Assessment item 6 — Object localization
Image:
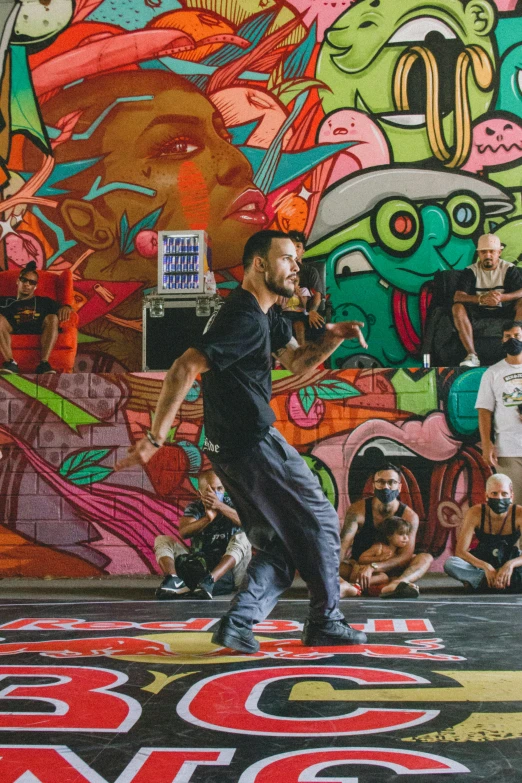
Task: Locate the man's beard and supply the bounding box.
[264,270,295,298]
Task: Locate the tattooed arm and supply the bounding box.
[274,321,367,375]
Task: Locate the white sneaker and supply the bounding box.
[460,353,480,367]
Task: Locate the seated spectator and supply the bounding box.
[154,469,251,600]
[453,234,522,367]
[341,516,413,596]
[0,261,73,374]
[444,473,522,592]
[288,230,325,337]
[340,462,433,598]
[280,275,311,346]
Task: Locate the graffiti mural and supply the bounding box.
[0,367,489,576]
[0,0,515,369]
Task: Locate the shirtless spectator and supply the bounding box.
[444,473,522,592]
[340,463,433,598]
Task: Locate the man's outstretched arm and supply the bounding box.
[274,321,367,375]
[115,348,210,469]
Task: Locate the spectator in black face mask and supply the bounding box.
[444,473,522,592]
[476,320,522,505]
[339,463,433,598]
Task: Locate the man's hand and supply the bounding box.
[115,437,158,470]
[308,310,325,329]
[200,487,222,512]
[483,563,498,588]
[326,321,367,348]
[479,291,502,307]
[57,305,73,323]
[495,562,513,590]
[482,441,498,469]
[357,564,374,591]
[205,507,217,522]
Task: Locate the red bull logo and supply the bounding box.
[0,635,465,662]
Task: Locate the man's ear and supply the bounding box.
[253,254,266,271]
[60,199,115,250]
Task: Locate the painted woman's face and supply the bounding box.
[94,80,268,273]
[43,71,267,290]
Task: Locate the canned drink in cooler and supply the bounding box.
[180,274,187,289]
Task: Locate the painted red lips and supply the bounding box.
[225,188,268,225]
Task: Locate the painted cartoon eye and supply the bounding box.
[335,250,373,278]
[372,199,421,255]
[445,194,482,237]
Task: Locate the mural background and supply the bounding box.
[0,367,490,576]
[2,0,522,371]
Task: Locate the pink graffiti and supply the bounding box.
[0,426,182,569]
[32,29,249,95]
[5,232,45,270]
[312,412,462,520]
[72,0,105,24]
[317,110,391,185]
[135,230,158,259]
[462,116,522,173]
[493,0,518,10]
[285,0,358,40]
[210,87,291,149]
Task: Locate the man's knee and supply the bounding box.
[0,314,12,333]
[43,314,59,329]
[451,303,468,324]
[154,535,182,562]
[226,532,252,566]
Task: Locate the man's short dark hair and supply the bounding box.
[502,320,522,333]
[20,260,39,280]
[242,230,290,269]
[288,230,307,246]
[374,462,401,478]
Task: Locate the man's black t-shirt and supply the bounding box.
[194,288,292,462]
[0,296,59,334]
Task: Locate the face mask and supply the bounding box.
[503,338,522,356]
[374,487,399,504]
[215,491,225,502]
[487,497,512,515]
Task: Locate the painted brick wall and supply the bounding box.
[0,367,488,577]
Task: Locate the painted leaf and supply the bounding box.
[272,79,326,106]
[299,385,317,414]
[315,380,361,401]
[66,466,113,486]
[177,440,202,473]
[283,22,317,80]
[59,448,111,477]
[124,207,163,256]
[119,212,130,254]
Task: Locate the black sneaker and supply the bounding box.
[155,574,190,600]
[193,573,215,600]
[36,361,57,375]
[302,618,367,646]
[211,616,259,653]
[1,360,19,374]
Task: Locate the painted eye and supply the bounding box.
[150,136,200,157]
[445,194,482,237]
[372,199,421,255]
[335,250,373,278]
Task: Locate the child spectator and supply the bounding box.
[280,277,311,345]
[340,516,413,597]
[154,469,251,599]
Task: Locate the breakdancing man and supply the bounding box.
[116,230,368,652]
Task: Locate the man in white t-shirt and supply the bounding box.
[475,320,522,504]
[452,234,522,368]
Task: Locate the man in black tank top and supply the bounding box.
[444,473,522,591]
[340,463,433,598]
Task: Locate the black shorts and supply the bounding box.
[465,303,516,324]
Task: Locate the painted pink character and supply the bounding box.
[210,87,292,149]
[317,110,391,186]
[462,116,522,173]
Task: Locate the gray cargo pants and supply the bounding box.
[211,427,343,628]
